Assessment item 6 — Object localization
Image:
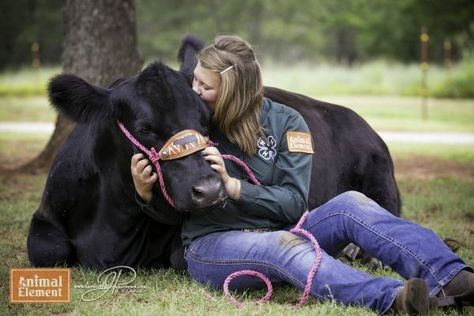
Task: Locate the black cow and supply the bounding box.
[27,62,225,269]
[178,35,401,216]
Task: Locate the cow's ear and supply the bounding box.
[177,34,204,85]
[48,74,110,123]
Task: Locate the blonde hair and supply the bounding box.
[197,35,264,155]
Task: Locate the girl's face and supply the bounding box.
[192,61,220,111]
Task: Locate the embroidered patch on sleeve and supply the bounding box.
[286,131,314,154]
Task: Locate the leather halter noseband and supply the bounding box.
[159,129,209,160]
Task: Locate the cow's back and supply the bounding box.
[264,86,400,215]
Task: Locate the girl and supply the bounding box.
[132,35,473,314]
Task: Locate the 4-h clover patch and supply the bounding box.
[257,135,277,161]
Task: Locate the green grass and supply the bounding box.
[2,58,474,98]
[1,60,473,132]
[0,132,473,315]
[0,96,55,122]
[1,95,473,134]
[388,143,474,164]
[1,170,472,315]
[1,132,473,179]
[0,133,50,168]
[262,58,474,98]
[318,96,474,133]
[0,66,59,97]
[431,56,474,98]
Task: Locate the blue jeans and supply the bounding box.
[185,191,469,314]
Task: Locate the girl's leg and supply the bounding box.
[299,191,471,296]
[186,229,403,314]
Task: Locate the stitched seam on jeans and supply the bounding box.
[187,247,312,294]
[306,211,442,282]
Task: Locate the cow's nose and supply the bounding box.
[192,177,226,208]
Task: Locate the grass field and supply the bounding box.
[0,102,473,315]
[0,158,473,315]
[1,95,474,135]
[317,96,474,133]
[2,58,474,98]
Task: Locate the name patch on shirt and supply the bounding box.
[286,131,314,154]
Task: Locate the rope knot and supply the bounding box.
[149,148,161,164]
[208,139,218,147]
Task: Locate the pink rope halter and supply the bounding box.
[117,121,176,208]
[117,121,260,208]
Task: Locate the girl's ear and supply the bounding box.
[48,74,110,123]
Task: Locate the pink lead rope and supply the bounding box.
[220,159,323,308]
[288,211,323,307]
[117,121,176,208]
[223,211,323,308]
[221,154,261,185]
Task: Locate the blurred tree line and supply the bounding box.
[1,0,473,70]
[0,0,62,70]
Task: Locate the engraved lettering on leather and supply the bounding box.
[159,129,208,160]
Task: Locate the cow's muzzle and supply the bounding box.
[191,177,227,209]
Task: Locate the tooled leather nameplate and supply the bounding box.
[159,129,209,160]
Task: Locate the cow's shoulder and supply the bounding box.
[39,136,100,218]
[265,86,355,116]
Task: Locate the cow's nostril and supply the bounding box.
[191,178,226,208]
[192,185,206,196]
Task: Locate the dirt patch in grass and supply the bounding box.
[394,156,474,181]
[0,138,48,171]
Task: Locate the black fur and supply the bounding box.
[48,74,110,123]
[178,34,204,85]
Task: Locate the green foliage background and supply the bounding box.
[1,0,473,69]
[136,0,474,65]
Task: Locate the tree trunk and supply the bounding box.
[20,0,142,173]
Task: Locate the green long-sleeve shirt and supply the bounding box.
[181,97,313,246]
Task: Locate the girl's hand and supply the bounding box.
[202,146,241,200]
[131,153,158,203]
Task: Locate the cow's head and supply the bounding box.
[48,62,226,212]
